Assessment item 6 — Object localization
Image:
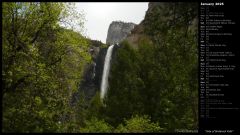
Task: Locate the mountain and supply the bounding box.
[103,2,199,131]
[2,2,199,132]
[73,19,136,102]
[126,2,198,48]
[106,21,136,45]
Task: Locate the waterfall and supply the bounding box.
[100,44,115,99]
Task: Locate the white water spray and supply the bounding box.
[100,44,115,99]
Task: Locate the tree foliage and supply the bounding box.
[103,2,198,132]
[79,115,162,133]
[2,2,90,132]
[80,117,113,133]
[2,2,198,133]
[115,115,163,133]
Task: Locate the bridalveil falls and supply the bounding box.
[100,44,115,99]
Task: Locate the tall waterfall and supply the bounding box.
[100,44,115,99]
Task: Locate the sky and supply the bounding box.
[75,2,148,44]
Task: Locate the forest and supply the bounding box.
[2,2,198,133]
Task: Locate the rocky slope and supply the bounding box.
[71,40,106,104]
[126,2,198,48]
[72,20,134,102]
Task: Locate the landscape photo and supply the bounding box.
[2,2,198,133]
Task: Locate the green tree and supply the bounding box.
[2,2,90,132]
[115,115,164,133]
[103,41,145,126]
[103,3,198,132]
[80,117,113,133]
[86,91,104,119]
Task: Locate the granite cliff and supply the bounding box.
[106,21,136,45]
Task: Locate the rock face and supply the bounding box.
[126,2,198,49]
[80,40,107,101]
[71,40,106,105]
[125,21,146,49]
[106,21,136,45]
[125,2,165,48]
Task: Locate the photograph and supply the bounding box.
[2,1,201,133]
